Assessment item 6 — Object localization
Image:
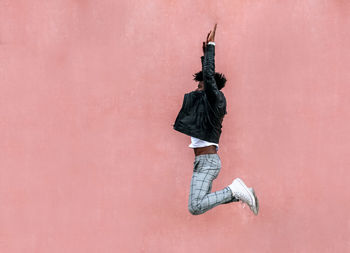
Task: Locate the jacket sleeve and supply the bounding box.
[203,44,219,102]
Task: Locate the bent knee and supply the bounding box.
[188,204,204,215]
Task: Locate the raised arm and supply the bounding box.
[203,24,219,102]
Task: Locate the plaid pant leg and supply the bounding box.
[188,154,233,215]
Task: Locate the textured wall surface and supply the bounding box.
[1,0,350,252]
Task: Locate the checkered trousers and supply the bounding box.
[188,154,235,215]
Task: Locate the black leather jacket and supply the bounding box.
[173,44,227,144]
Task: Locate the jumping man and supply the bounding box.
[173,24,259,215]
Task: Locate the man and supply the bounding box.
[173,24,259,216]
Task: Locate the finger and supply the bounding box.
[211,24,217,38]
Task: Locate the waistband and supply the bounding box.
[194,153,219,161]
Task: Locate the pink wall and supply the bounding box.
[1,0,350,252]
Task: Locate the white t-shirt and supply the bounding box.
[189,137,219,151]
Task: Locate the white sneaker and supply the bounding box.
[249,187,259,215]
[228,178,259,215]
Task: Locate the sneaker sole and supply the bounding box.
[250,188,259,215]
[236,178,258,215]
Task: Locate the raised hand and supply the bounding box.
[203,23,217,53]
[207,23,217,43]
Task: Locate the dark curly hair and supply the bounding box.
[193,71,227,90]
